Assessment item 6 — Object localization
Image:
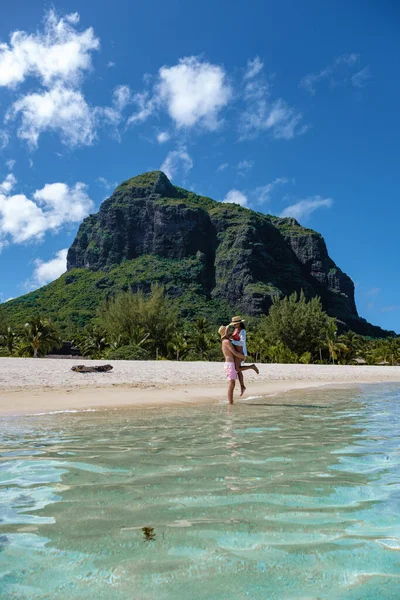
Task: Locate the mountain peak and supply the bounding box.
[115,170,181,198]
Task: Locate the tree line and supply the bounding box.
[0,287,399,364]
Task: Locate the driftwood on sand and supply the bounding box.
[71,364,113,373]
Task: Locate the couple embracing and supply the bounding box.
[218,316,259,405]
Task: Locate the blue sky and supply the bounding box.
[0,0,399,332]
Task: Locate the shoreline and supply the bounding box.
[1,358,400,416]
[0,380,342,416]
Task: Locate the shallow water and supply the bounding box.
[1,384,400,599]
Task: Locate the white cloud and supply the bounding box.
[244,57,264,80]
[240,68,306,140]
[96,176,116,191]
[237,159,254,175]
[112,85,131,111]
[32,248,68,287]
[65,13,80,25]
[241,95,306,140]
[0,178,93,246]
[107,61,116,68]
[33,182,93,226]
[269,99,310,139]
[157,57,232,129]
[280,196,332,220]
[253,177,289,204]
[0,173,17,194]
[0,11,132,148]
[7,83,96,147]
[0,9,99,89]
[127,91,155,125]
[300,54,365,94]
[96,85,132,135]
[126,55,303,141]
[351,67,371,88]
[0,193,46,244]
[217,162,228,172]
[129,57,232,130]
[5,159,15,171]
[0,131,9,149]
[28,159,34,168]
[222,189,248,207]
[157,131,170,144]
[160,147,193,181]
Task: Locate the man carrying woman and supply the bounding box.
[218,316,259,404]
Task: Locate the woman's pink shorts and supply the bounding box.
[224,362,237,381]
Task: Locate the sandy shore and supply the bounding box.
[1,357,400,416]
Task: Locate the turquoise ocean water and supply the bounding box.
[1,384,400,599]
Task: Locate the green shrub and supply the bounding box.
[299,351,312,364]
[107,344,150,360]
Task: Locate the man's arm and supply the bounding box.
[230,345,246,360]
[222,339,245,360]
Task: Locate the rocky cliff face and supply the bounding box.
[65,171,383,336]
[68,173,212,267]
[270,217,358,320]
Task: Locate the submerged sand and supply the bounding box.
[1,357,400,416]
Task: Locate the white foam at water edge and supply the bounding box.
[29,409,98,416]
[220,395,267,403]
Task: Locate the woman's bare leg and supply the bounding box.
[239,364,259,375]
[235,357,246,395]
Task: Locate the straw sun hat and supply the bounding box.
[229,315,245,327]
[218,325,230,338]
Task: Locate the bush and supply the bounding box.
[260,291,331,358]
[0,347,12,357]
[106,344,150,360]
[299,351,312,364]
[99,284,178,357]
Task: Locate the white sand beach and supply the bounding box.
[1,357,400,415]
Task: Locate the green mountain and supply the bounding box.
[1,171,393,337]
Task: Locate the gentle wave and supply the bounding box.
[29,408,98,416]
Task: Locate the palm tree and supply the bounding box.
[1,327,18,354]
[81,327,109,359]
[372,338,400,366]
[129,325,151,348]
[109,326,151,351]
[247,332,270,363]
[190,318,213,359]
[326,320,338,363]
[339,330,363,362]
[325,321,350,364]
[18,317,61,358]
[167,332,189,361]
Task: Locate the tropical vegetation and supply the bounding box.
[0,288,399,364]
[0,316,61,358]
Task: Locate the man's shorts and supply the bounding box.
[224,362,237,381]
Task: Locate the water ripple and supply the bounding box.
[0,384,400,599]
